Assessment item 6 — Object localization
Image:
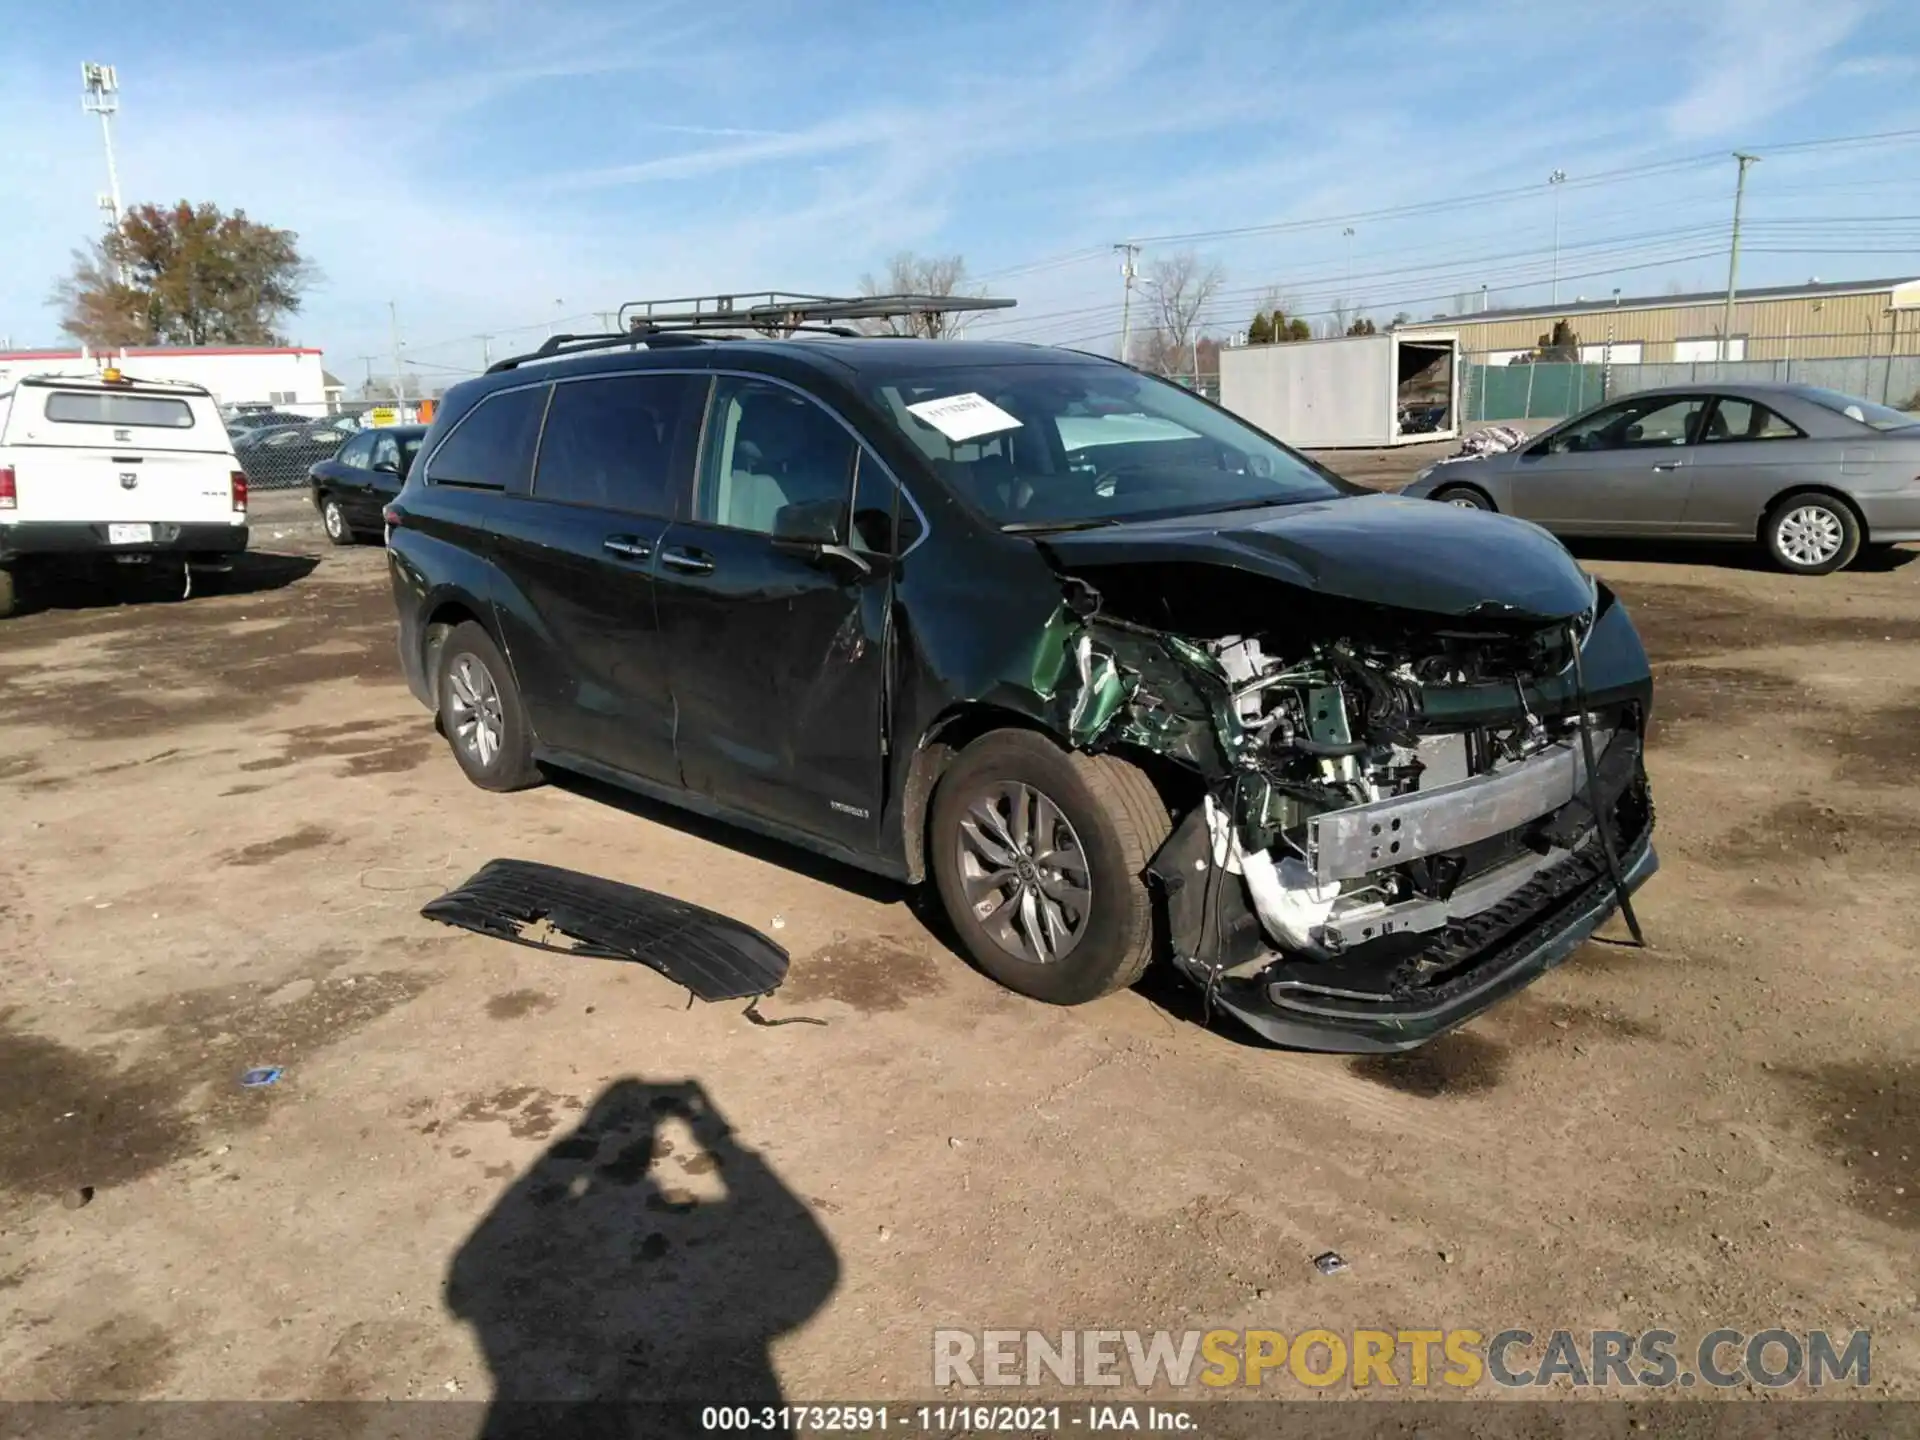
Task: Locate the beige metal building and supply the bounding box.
[1396,276,1920,364]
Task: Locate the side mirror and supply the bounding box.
[771,497,844,547]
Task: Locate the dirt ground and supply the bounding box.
[1,474,1916,1408]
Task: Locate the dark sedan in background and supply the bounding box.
[234,417,362,490]
[1401,383,1920,573]
[308,425,427,544]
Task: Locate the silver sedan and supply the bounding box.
[1400,382,1920,574]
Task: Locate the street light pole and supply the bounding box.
[1548,170,1567,304]
[1721,152,1759,362]
[1342,226,1355,301]
[389,300,407,412]
[81,64,127,283]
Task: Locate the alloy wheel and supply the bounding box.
[446,654,505,769]
[955,780,1092,964]
[323,500,346,541]
[1776,505,1844,568]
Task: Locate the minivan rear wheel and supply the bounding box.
[436,621,542,792]
[930,729,1170,1005]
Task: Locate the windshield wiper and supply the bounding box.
[1001,517,1124,534]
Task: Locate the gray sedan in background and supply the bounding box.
[1400,383,1920,573]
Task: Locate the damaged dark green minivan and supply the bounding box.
[387,326,1656,1053]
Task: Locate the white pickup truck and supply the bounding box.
[0,367,249,617]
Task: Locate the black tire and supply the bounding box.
[318,493,356,546]
[1763,490,1861,575]
[1432,484,1493,511]
[930,729,1170,1005]
[436,621,542,792]
[0,566,15,619]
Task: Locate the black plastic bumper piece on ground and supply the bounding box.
[0,521,249,561]
[421,859,789,1001]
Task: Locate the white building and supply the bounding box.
[0,345,342,415]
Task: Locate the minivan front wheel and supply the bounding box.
[436,621,542,791]
[931,730,1170,1005]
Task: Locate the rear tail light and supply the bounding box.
[382,505,403,528]
[0,466,14,510]
[230,471,248,514]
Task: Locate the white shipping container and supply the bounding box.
[1219,332,1461,448]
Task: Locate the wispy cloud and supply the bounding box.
[1664,0,1867,139]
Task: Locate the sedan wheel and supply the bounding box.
[1764,491,1860,575]
[1432,485,1492,511]
[321,496,352,545]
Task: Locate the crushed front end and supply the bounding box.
[1043,571,1657,1053]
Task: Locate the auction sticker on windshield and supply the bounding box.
[906,392,1023,444]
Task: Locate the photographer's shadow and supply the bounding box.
[447,1078,839,1428]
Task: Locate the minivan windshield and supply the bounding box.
[865,363,1343,530]
[1797,386,1917,432]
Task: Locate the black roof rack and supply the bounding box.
[485,291,1015,374]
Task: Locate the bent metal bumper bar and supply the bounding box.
[1306,734,1604,885]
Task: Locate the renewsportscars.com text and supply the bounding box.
[932,1327,1871,1390]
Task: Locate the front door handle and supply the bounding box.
[659,546,714,575]
[602,535,652,561]
[1651,462,1682,472]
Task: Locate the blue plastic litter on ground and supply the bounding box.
[240,1067,283,1087]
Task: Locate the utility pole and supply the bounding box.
[1721,152,1759,362]
[1342,226,1355,303]
[81,64,127,283]
[389,301,407,412]
[1548,170,1567,305]
[1114,243,1140,364]
[480,335,492,370]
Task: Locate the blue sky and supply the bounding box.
[1,0,1917,385]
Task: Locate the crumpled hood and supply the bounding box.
[1037,492,1594,622]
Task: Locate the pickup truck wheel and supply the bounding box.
[319,495,355,546]
[931,729,1170,1005]
[436,621,542,792]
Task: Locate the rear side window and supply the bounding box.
[1703,398,1801,443]
[425,385,549,489]
[44,391,195,428]
[532,373,700,514]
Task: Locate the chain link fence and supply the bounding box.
[1458,336,1920,427]
[229,400,433,491]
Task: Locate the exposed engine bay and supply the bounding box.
[1031,564,1656,1050]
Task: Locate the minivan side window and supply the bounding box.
[695,378,857,539]
[425,385,549,490]
[531,373,700,514]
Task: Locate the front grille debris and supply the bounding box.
[422,859,788,1002]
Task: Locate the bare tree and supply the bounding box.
[856,252,983,338]
[1139,251,1225,377]
[1326,296,1355,338]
